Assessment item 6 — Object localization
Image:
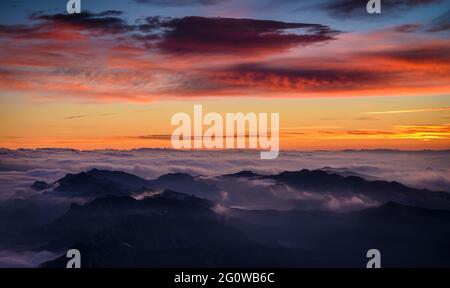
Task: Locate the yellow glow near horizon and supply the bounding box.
[1,95,449,150]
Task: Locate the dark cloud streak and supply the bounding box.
[31,11,134,34]
[213,63,385,91]
[1,12,339,56]
[359,45,450,64]
[140,16,339,55]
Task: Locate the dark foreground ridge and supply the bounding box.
[40,191,450,267]
[1,168,450,267]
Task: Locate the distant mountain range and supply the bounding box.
[1,168,450,267]
[32,168,450,210]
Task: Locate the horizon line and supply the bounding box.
[1,147,449,153]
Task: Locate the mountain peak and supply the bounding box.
[54,169,151,198]
[223,170,261,178]
[274,169,335,179]
[156,172,195,181]
[158,189,190,200]
[31,180,51,191]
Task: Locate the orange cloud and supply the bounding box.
[282,124,450,141]
[0,12,449,102]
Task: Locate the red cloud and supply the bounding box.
[0,12,448,102]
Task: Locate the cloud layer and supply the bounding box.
[0,149,449,201]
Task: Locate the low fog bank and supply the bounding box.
[1,149,448,200]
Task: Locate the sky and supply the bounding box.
[0,0,449,150]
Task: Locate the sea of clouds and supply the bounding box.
[0,148,449,267]
[0,148,449,201]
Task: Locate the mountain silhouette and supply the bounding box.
[147,173,222,201]
[261,169,450,210]
[2,168,450,267]
[40,190,309,267]
[222,170,262,178]
[31,181,51,191]
[53,169,151,198]
[48,169,221,201]
[32,168,450,211]
[39,191,450,267]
